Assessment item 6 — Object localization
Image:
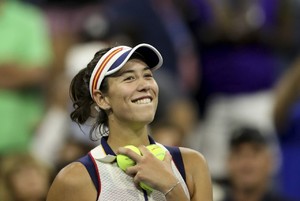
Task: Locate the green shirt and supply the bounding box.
[0,0,52,153]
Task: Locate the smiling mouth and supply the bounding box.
[132,98,152,104]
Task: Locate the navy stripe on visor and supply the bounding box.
[107,50,131,72]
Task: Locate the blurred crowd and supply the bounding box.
[0,0,300,200]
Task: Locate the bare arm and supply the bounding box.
[0,64,49,89]
[180,147,213,201]
[273,59,300,132]
[46,162,97,201]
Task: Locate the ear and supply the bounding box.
[93,90,111,111]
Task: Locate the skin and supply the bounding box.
[0,63,49,89]
[10,165,49,201]
[227,143,273,201]
[47,59,213,201]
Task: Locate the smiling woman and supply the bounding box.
[100,59,159,126]
[46,43,213,201]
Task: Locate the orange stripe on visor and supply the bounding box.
[91,47,123,96]
[88,43,163,100]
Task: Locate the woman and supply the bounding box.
[46,43,212,201]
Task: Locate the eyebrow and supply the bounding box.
[115,66,151,76]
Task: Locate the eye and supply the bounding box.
[144,72,153,78]
[124,76,135,81]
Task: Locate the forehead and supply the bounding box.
[113,59,150,75]
[231,142,267,153]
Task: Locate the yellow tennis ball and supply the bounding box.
[116,145,141,171]
[139,144,166,193]
[140,182,153,194]
[147,144,166,161]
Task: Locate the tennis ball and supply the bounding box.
[116,145,141,171]
[140,182,153,194]
[139,144,166,193]
[146,144,166,161]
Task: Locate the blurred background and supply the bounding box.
[0,0,300,200]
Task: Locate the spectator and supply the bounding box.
[0,153,52,201]
[0,0,53,153]
[221,126,291,201]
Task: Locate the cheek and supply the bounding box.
[153,80,159,95]
[108,86,131,102]
[228,160,240,175]
[255,155,272,174]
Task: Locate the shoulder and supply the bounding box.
[179,147,208,171]
[47,162,97,201]
[55,162,91,186]
[165,145,208,174]
[179,147,213,200]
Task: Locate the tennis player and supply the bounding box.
[46,43,212,201]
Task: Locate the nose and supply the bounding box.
[137,78,151,91]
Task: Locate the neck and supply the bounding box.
[107,119,150,152]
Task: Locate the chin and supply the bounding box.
[140,116,155,124]
[136,114,155,125]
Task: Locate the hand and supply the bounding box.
[117,145,178,193]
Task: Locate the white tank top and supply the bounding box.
[88,141,190,201]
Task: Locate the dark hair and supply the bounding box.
[69,47,149,140]
[69,47,111,139]
[229,127,268,149]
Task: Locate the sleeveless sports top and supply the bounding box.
[78,136,190,201]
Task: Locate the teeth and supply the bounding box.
[134,98,151,104]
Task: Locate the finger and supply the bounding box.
[133,172,144,188]
[124,167,141,188]
[138,145,151,157]
[117,147,142,162]
[125,165,138,177]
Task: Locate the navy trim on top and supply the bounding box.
[101,135,186,182]
[165,145,186,182]
[79,136,187,199]
[101,136,116,156]
[100,135,156,155]
[150,135,186,181]
[78,154,100,197]
[148,135,156,144]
